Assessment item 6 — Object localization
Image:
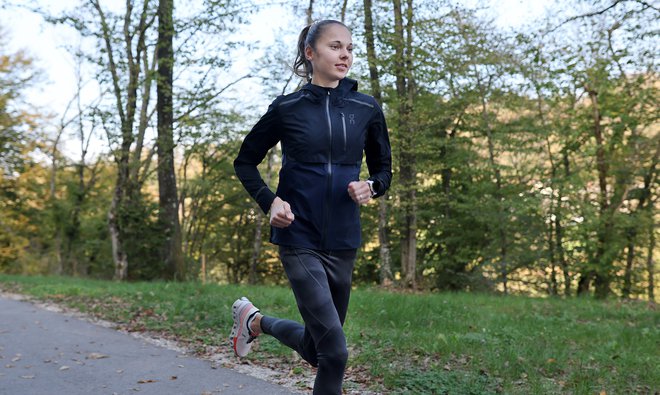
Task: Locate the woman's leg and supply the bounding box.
[260,246,356,395]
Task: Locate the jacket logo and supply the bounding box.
[349,114,356,125]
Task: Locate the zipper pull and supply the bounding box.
[340,113,347,152]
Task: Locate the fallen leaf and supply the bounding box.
[21,375,35,379]
[599,392,607,395]
[87,353,109,360]
[137,379,157,384]
[170,376,177,380]
[11,356,21,362]
[5,364,15,368]
[547,358,556,363]
[116,369,124,374]
[60,366,70,371]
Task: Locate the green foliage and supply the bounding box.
[0,1,657,300]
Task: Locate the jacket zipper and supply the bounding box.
[326,92,333,175]
[340,112,347,152]
[322,91,333,249]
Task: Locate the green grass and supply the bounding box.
[1,275,658,394]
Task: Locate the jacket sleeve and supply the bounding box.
[365,101,392,198]
[234,98,282,214]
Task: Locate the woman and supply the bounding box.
[231,19,391,395]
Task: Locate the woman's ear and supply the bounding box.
[305,45,314,61]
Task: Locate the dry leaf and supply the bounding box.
[59,366,70,371]
[87,353,109,360]
[21,375,35,379]
[137,379,157,384]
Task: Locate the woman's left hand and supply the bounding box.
[347,181,372,205]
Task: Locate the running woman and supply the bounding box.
[231,19,392,395]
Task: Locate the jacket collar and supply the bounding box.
[301,78,358,98]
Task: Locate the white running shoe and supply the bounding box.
[229,297,260,357]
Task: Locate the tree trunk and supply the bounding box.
[558,150,572,296]
[647,218,656,302]
[547,213,558,296]
[248,149,275,284]
[622,234,635,299]
[479,78,508,294]
[393,0,417,288]
[535,89,562,296]
[363,0,393,286]
[50,119,65,275]
[340,0,348,23]
[109,190,128,280]
[586,87,613,298]
[157,0,184,280]
[306,0,314,24]
[93,0,143,280]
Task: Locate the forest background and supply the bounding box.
[0,0,657,300]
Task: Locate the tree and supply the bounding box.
[363,0,393,286]
[0,31,41,272]
[392,0,418,288]
[157,0,184,280]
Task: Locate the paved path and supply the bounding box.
[0,295,295,395]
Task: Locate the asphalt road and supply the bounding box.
[0,295,296,395]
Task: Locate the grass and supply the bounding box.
[1,274,658,394]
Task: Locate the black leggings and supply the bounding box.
[260,246,356,395]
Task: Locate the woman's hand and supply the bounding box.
[270,196,295,228]
[347,181,372,205]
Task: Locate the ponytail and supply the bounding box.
[293,20,349,81]
[293,24,313,81]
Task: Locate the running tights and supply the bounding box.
[260,246,356,395]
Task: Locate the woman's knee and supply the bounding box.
[318,326,348,365]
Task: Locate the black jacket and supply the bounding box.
[234,78,392,250]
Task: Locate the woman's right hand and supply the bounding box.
[269,197,295,228]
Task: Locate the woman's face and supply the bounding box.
[306,24,353,88]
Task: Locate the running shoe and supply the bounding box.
[229,297,260,357]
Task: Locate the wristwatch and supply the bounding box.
[366,180,377,197]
